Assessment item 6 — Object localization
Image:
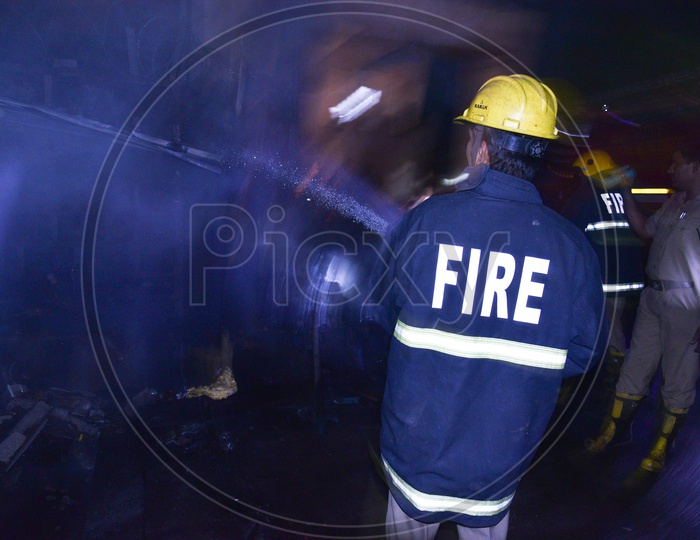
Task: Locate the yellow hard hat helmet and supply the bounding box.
[572,150,618,178]
[454,74,559,140]
[573,149,635,189]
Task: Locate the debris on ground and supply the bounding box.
[164,422,209,454]
[125,387,160,417]
[0,385,109,471]
[0,400,52,470]
[179,366,238,400]
[179,332,238,400]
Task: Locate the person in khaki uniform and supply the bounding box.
[585,139,700,481]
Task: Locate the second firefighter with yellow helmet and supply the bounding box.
[563,149,646,417]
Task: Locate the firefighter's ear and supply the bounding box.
[475,141,490,166]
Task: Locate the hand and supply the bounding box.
[692,325,700,353]
[619,166,637,189]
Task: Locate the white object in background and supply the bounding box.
[329,86,382,124]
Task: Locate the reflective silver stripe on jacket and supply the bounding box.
[394,320,567,370]
[602,283,645,293]
[585,221,630,231]
[382,457,515,517]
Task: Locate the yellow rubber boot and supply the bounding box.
[639,405,688,473]
[584,392,642,455]
[623,404,688,494]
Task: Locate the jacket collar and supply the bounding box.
[455,166,542,204]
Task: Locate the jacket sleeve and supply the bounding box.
[360,218,404,333]
[562,236,608,378]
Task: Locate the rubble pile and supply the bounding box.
[0,386,108,471]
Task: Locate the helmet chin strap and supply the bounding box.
[469,125,548,167]
[490,130,549,158]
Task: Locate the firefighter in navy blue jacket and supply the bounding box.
[563,150,645,395]
[365,74,606,539]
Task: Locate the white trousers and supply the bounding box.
[385,492,509,540]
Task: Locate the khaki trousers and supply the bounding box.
[617,287,700,410]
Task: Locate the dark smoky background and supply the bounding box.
[2,0,699,396]
[0,0,557,401]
